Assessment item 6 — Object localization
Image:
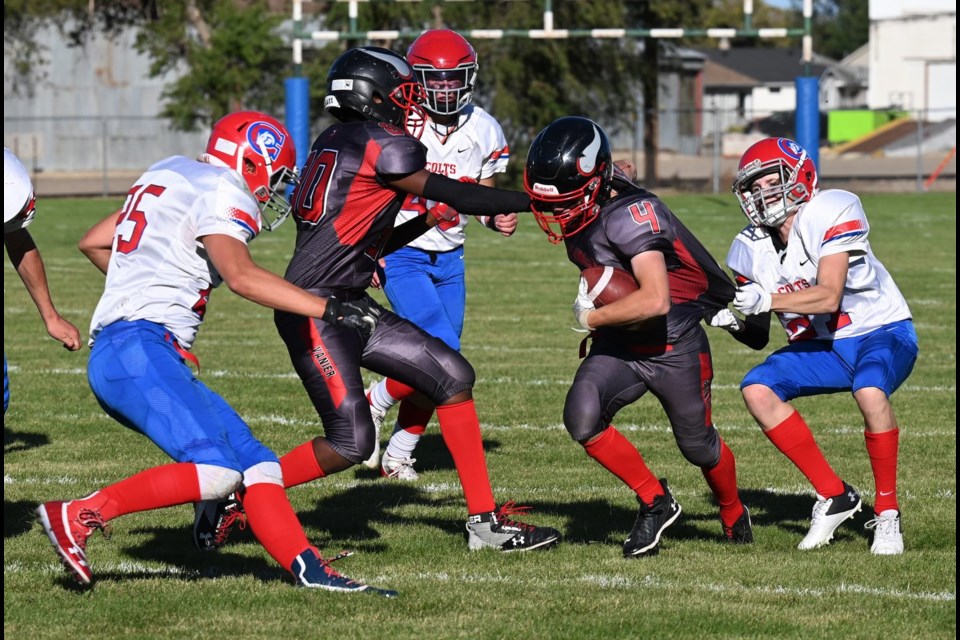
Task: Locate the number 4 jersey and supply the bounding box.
[726,189,912,343]
[89,156,264,349]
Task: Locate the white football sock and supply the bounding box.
[368,379,397,414]
[385,424,422,460]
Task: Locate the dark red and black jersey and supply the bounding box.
[284,121,427,292]
[565,185,735,345]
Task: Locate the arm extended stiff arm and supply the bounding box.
[380,173,531,255]
[421,173,530,216]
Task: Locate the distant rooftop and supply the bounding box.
[699,47,833,85]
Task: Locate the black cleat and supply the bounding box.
[623,479,682,558]
[723,505,754,544]
[466,501,561,552]
[193,493,246,552]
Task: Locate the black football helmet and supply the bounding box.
[324,46,427,135]
[524,116,613,243]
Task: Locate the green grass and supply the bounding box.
[4,193,956,639]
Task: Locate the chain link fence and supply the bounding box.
[4,107,955,197]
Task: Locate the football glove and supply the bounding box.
[733,283,772,316]
[322,297,383,338]
[572,277,595,331]
[704,307,745,333]
[429,202,460,231]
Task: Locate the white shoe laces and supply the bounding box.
[383,455,417,479]
[865,512,899,537]
[809,496,832,525]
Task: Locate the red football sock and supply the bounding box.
[385,378,417,402]
[86,462,200,521]
[765,411,844,498]
[583,426,663,505]
[242,482,311,570]
[396,399,431,436]
[280,440,327,489]
[436,400,495,514]
[865,428,900,513]
[701,439,745,527]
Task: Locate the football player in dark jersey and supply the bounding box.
[195,47,560,554]
[524,116,752,558]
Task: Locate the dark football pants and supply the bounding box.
[275,302,475,464]
[563,325,722,468]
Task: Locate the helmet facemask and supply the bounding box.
[414,65,476,116]
[733,140,816,228]
[527,174,605,244]
[256,161,299,231]
[390,81,428,139]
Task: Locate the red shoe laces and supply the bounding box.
[496,501,536,531]
[75,507,112,543]
[214,507,247,546]
[309,548,358,585]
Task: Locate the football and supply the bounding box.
[581,265,639,307]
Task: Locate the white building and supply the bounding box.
[868,0,956,121]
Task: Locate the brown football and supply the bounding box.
[581,266,639,308]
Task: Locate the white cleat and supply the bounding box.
[380,451,419,481]
[865,510,904,555]
[797,482,862,550]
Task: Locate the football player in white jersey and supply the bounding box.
[719,137,917,555]
[363,29,518,480]
[4,148,82,414]
[35,112,395,595]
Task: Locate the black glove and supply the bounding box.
[321,296,383,338]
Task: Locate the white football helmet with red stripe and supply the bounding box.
[200,111,298,231]
[732,137,819,228]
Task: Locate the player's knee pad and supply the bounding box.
[675,427,721,468]
[242,461,284,488]
[563,389,605,443]
[432,347,475,402]
[195,464,243,500]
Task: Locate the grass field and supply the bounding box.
[4,192,956,639]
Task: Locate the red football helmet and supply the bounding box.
[732,137,818,228]
[406,29,478,116]
[202,111,298,231]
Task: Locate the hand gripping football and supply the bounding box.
[580,266,639,308]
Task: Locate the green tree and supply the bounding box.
[811,0,868,60]
[4,0,148,94]
[6,0,816,184]
[4,0,289,130]
[133,1,288,130]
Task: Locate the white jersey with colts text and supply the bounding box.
[395,105,510,252]
[89,155,263,349]
[726,189,911,343]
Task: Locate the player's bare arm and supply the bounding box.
[5,228,82,351]
[770,252,849,314]
[201,234,332,318]
[78,210,123,274]
[587,251,671,328]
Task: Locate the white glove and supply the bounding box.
[733,284,772,316]
[572,277,595,330]
[704,307,745,333]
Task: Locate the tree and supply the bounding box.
[4,0,289,130]
[4,0,148,95]
[6,0,818,181]
[133,1,288,130]
[811,0,869,60]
